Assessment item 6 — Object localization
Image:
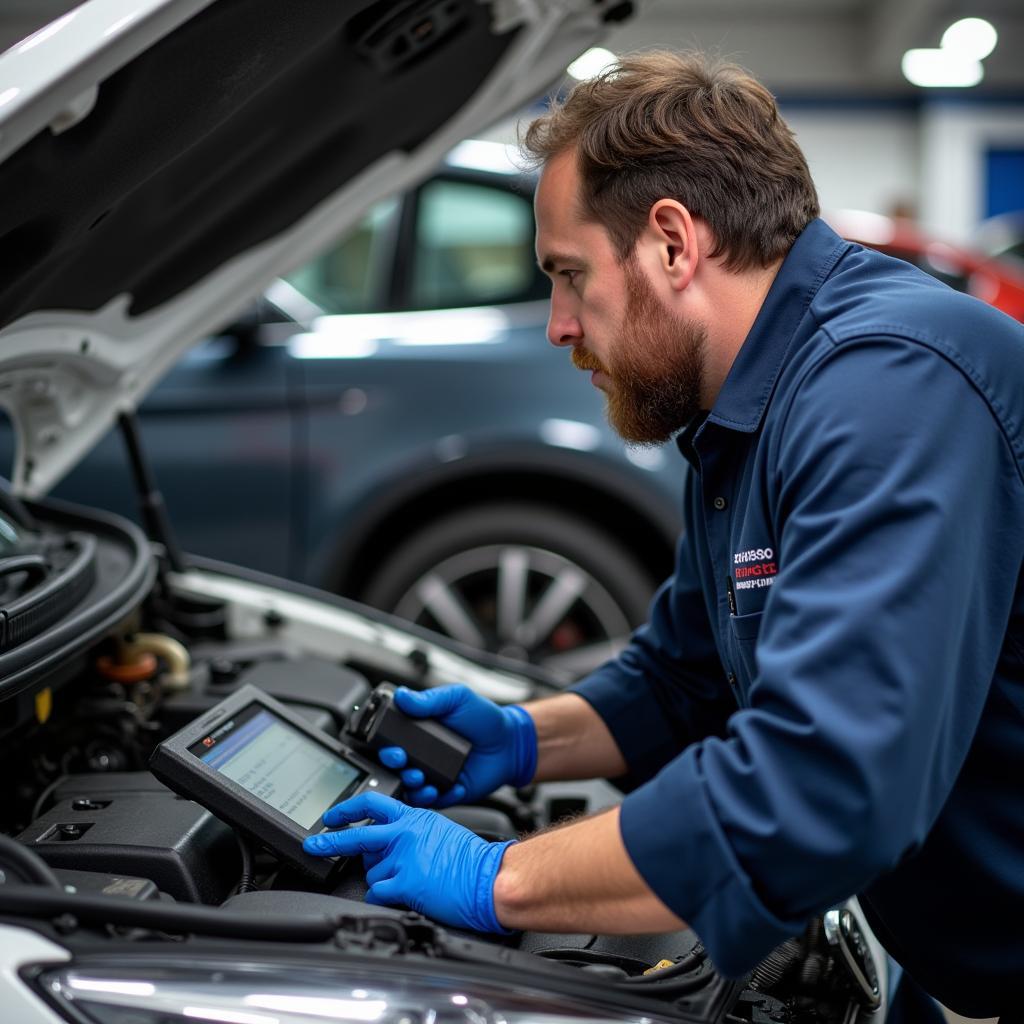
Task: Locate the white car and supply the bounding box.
[0,2,887,1022]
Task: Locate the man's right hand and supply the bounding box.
[378,685,538,808]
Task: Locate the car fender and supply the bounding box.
[311,433,685,595]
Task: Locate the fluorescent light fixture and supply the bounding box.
[901,48,983,88]
[941,17,998,61]
[567,47,617,81]
[902,16,996,88]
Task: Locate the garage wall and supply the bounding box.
[919,102,1024,242]
[492,94,1024,246]
[781,106,920,222]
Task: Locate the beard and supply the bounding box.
[572,257,707,445]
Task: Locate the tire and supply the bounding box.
[360,502,656,682]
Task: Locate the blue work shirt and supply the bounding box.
[573,218,1024,1014]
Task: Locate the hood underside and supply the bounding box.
[0,0,625,496]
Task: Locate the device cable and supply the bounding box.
[236,835,255,894]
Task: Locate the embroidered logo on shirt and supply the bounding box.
[733,547,778,590]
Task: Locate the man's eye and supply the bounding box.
[561,269,580,286]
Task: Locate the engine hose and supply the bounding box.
[0,887,343,942]
[535,946,711,994]
[618,971,715,997]
[800,950,824,988]
[30,776,64,824]
[748,937,804,991]
[0,835,62,890]
[122,633,191,690]
[621,947,707,983]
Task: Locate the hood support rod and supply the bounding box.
[118,411,186,574]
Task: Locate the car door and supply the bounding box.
[284,170,677,680]
[33,317,300,580]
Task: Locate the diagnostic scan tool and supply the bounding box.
[346,682,470,791]
[150,684,399,881]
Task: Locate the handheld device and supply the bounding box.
[346,682,470,791]
[149,684,399,882]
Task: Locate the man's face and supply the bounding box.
[535,150,707,445]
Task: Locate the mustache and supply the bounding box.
[571,347,607,374]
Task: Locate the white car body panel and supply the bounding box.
[0,0,618,497]
[0,924,70,1023]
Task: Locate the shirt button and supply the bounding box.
[713,496,727,510]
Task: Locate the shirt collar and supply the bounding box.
[674,412,706,468]
[706,218,849,434]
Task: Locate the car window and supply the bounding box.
[410,178,539,308]
[282,197,399,314]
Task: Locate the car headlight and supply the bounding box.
[34,960,673,1024]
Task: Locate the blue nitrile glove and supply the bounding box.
[376,685,537,808]
[303,791,514,933]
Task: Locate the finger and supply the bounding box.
[303,822,397,858]
[394,685,467,719]
[434,783,467,809]
[400,767,425,789]
[365,857,394,887]
[365,877,404,908]
[404,784,439,807]
[362,849,385,872]
[322,791,407,828]
[379,746,408,770]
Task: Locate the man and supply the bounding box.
[305,53,1024,1014]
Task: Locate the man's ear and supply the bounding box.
[649,200,698,292]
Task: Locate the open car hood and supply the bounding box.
[0,0,628,497]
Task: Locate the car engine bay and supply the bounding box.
[0,492,885,1024]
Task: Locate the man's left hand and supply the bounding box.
[303,791,514,933]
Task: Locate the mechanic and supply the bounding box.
[305,52,1024,1016]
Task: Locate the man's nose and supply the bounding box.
[546,306,582,348]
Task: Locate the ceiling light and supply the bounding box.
[901,48,983,88]
[941,17,998,61]
[567,47,617,81]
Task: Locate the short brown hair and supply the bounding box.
[522,51,819,271]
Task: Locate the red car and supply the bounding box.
[826,209,1024,323]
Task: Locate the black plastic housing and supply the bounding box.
[46,867,160,902]
[162,655,371,737]
[346,682,470,790]
[17,790,237,903]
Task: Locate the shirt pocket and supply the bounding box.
[729,610,764,689]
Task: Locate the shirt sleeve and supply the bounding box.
[571,475,736,785]
[618,337,1024,976]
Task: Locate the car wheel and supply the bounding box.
[360,503,656,682]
